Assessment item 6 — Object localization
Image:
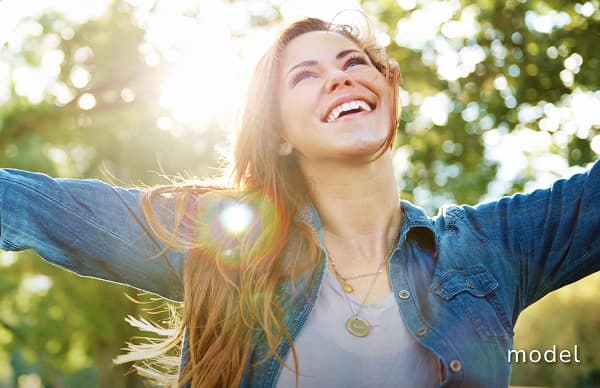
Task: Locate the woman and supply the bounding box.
[1,17,599,387]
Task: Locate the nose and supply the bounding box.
[325,69,354,93]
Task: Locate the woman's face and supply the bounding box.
[278,31,394,164]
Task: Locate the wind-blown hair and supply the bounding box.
[115,16,401,387]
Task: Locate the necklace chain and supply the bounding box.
[324,230,401,337]
[329,258,384,281]
[328,232,400,293]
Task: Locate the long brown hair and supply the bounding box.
[116,16,401,387]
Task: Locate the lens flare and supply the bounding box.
[219,203,255,236]
[191,191,288,270]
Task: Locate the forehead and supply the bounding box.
[280,31,361,70]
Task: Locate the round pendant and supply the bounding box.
[343,283,354,293]
[346,316,370,337]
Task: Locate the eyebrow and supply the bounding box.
[286,49,364,77]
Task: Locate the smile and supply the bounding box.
[326,100,373,123]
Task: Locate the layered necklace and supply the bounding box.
[326,231,400,337]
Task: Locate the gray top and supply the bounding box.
[276,271,441,387]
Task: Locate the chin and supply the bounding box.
[337,138,390,162]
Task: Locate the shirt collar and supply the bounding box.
[399,200,438,254]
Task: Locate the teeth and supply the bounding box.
[326,100,372,123]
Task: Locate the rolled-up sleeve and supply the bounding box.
[0,169,186,301]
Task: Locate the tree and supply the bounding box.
[1,2,221,386]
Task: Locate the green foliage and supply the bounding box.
[364,0,599,210]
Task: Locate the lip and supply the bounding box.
[322,94,376,123]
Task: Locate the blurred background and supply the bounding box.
[0,0,599,386]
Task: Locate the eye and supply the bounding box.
[344,53,368,69]
[291,70,317,86]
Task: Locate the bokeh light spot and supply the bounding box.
[21,274,53,295]
[78,93,96,110]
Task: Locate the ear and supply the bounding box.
[278,141,293,156]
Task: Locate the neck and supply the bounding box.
[300,151,402,260]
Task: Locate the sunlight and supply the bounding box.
[151,2,244,130]
[0,0,111,47]
[395,0,458,49]
[280,0,361,21]
[160,53,237,129]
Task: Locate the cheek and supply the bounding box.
[279,95,298,133]
[280,105,307,144]
[282,92,318,125]
[378,80,395,110]
[359,67,384,83]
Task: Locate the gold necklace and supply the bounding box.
[342,256,389,337]
[328,232,400,294]
[325,232,400,337]
[329,257,387,293]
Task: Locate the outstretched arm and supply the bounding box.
[460,160,600,313]
[0,169,186,301]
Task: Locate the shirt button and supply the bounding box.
[398,290,410,299]
[416,327,428,336]
[449,359,462,373]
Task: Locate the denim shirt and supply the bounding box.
[1,161,599,387]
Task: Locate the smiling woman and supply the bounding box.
[0,14,599,388]
[277,30,398,163]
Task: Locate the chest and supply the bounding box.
[276,271,441,387]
